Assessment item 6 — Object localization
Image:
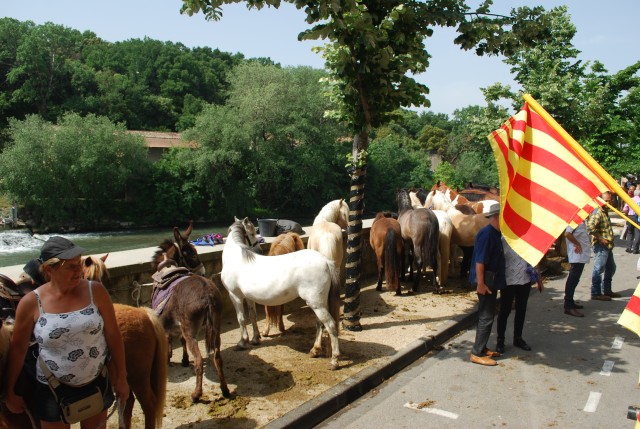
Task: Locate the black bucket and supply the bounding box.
[257,219,278,237]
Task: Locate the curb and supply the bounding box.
[263,309,478,429]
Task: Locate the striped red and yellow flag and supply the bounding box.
[487,102,609,267]
[618,283,640,338]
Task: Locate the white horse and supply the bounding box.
[221,217,342,369]
[307,199,349,287]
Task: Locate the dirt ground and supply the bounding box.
[104,274,478,429]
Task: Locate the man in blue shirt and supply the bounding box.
[469,203,506,366]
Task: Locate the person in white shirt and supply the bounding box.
[563,221,592,316]
[495,238,543,354]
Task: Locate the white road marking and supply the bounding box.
[404,402,459,419]
[600,360,614,376]
[583,391,602,412]
[612,336,624,350]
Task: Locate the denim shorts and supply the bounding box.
[34,369,114,422]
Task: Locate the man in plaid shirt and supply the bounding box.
[587,191,619,301]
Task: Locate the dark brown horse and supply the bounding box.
[370,212,404,295]
[262,232,306,336]
[152,221,230,401]
[397,189,441,293]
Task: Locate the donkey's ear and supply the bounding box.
[173,226,182,242]
[101,253,109,262]
[185,220,193,237]
[234,216,240,222]
[84,257,93,267]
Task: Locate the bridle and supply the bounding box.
[172,241,204,274]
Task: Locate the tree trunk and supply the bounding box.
[342,131,368,331]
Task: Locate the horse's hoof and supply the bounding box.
[235,342,249,350]
[250,339,261,346]
[309,348,322,358]
[395,290,402,296]
[191,393,202,403]
[220,386,231,398]
[181,359,190,367]
[330,359,339,370]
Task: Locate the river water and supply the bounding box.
[0,225,230,268]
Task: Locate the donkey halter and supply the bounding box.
[172,242,204,274]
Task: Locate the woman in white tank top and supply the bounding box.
[4,236,129,427]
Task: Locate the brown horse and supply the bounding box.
[262,232,305,336]
[152,221,230,401]
[83,255,167,429]
[396,189,441,292]
[370,212,404,294]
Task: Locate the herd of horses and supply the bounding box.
[0,185,498,428]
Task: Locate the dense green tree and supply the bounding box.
[181,0,558,329]
[580,61,640,176]
[482,5,640,178]
[7,23,95,121]
[366,133,425,212]
[0,20,247,133]
[0,18,35,137]
[180,63,348,220]
[0,113,150,228]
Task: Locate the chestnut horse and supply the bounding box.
[263,232,305,336]
[151,221,229,401]
[396,189,441,292]
[83,255,167,429]
[370,212,404,294]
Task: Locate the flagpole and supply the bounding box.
[606,202,640,232]
[523,94,640,218]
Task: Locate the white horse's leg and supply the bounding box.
[308,305,340,370]
[310,318,324,358]
[247,300,261,345]
[228,293,250,349]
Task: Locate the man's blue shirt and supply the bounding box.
[469,223,506,290]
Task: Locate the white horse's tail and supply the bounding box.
[326,259,341,334]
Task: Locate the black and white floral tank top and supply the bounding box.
[34,281,108,386]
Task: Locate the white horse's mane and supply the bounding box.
[314,199,348,226]
[229,218,259,263]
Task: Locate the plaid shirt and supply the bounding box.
[586,207,614,250]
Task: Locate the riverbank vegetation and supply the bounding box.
[0,6,638,232]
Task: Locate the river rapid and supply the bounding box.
[0,224,229,268]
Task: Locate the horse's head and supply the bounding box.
[171,221,205,275]
[82,254,111,288]
[314,199,349,229]
[152,221,205,275]
[231,216,259,248]
[336,199,349,229]
[228,217,260,262]
[396,189,412,213]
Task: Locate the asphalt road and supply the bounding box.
[316,239,640,429]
